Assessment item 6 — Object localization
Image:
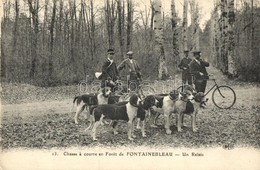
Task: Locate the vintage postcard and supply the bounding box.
[0,0,259,169]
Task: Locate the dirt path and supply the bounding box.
[1,67,259,118]
[1,99,73,118]
[0,67,259,149]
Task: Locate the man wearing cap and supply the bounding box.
[101,49,119,91]
[118,51,141,92]
[189,50,210,93]
[178,50,192,85]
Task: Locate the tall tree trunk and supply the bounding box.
[117,0,125,58]
[43,0,49,52]
[220,0,228,73]
[182,0,188,51]
[12,0,19,56]
[190,0,200,51]
[153,0,168,80]
[49,0,56,79]
[150,0,155,40]
[227,0,236,76]
[126,0,133,51]
[1,17,6,78]
[90,0,96,60]
[105,0,117,49]
[210,2,220,67]
[250,0,255,68]
[171,0,179,67]
[28,0,39,78]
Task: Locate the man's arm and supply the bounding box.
[117,59,126,71]
[201,60,210,67]
[178,59,184,69]
[135,60,142,79]
[115,63,119,78]
[189,62,200,77]
[102,61,110,80]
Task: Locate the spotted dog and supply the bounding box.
[113,95,158,138]
[73,87,112,124]
[180,84,196,94]
[174,90,194,132]
[88,94,141,141]
[152,90,181,134]
[180,92,207,132]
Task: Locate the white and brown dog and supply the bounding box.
[152,90,182,134]
[113,95,159,138]
[73,87,113,124]
[88,94,141,141]
[174,90,195,132]
[179,92,207,132]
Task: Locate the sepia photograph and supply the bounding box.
[0,0,259,169]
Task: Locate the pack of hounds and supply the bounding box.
[72,85,207,141]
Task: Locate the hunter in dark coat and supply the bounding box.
[101,49,119,91]
[189,51,210,93]
[178,50,192,85]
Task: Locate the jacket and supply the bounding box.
[101,58,119,82]
[189,59,209,80]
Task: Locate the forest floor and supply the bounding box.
[0,67,259,149]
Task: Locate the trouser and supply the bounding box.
[128,72,140,92]
[182,72,192,85]
[194,79,207,93]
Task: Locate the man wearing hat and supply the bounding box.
[178,50,192,85]
[101,49,119,91]
[189,50,210,93]
[118,51,141,92]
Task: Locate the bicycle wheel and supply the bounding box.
[139,85,155,96]
[177,85,184,92]
[212,85,236,109]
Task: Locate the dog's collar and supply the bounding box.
[130,103,139,108]
[180,97,190,102]
[169,96,177,101]
[103,94,110,98]
[193,98,201,103]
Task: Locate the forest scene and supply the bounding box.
[1,0,259,85]
[0,0,260,152]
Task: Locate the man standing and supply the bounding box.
[178,50,192,85]
[101,49,119,91]
[189,51,210,93]
[118,51,141,92]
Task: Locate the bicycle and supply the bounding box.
[177,75,236,109]
[115,78,155,97]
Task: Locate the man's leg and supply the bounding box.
[187,74,193,86]
[182,73,187,85]
[194,80,203,92]
[201,80,207,93]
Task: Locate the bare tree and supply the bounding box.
[12,0,19,56]
[1,0,12,78]
[227,0,236,76]
[220,0,229,73]
[190,0,200,51]
[117,0,125,58]
[27,0,40,78]
[126,0,133,51]
[171,0,179,66]
[84,0,96,60]
[210,1,220,67]
[150,0,155,40]
[182,0,188,51]
[49,0,57,79]
[105,0,117,49]
[153,0,168,80]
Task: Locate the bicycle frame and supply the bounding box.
[204,79,225,98]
